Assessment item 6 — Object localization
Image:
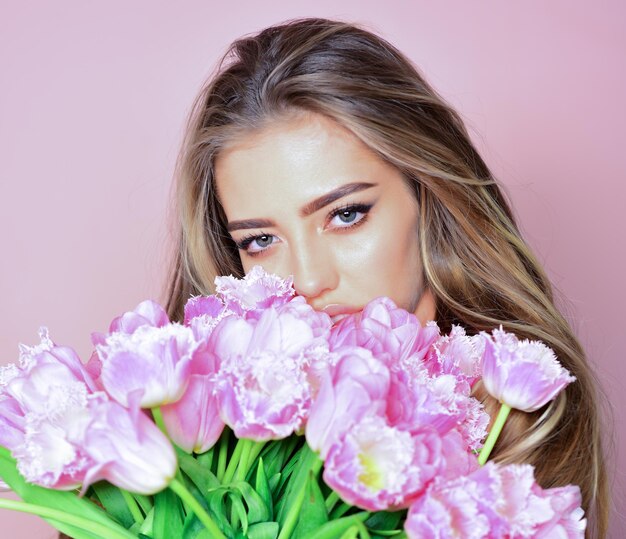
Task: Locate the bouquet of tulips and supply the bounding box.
[0,266,587,538]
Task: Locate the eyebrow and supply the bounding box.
[225,181,377,232]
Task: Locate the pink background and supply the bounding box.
[1,1,624,536]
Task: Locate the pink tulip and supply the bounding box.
[438,428,480,480]
[405,477,490,538]
[14,390,176,495]
[160,373,225,453]
[276,296,332,339]
[424,325,484,386]
[405,462,586,539]
[216,349,310,440]
[0,394,24,450]
[1,330,176,493]
[329,297,440,364]
[533,485,587,538]
[306,346,390,458]
[81,397,177,494]
[183,295,233,341]
[96,323,202,408]
[0,329,98,453]
[16,328,98,391]
[2,340,93,491]
[457,397,490,453]
[322,417,455,511]
[480,327,575,411]
[214,265,295,316]
[213,305,331,440]
[12,383,97,490]
[184,295,226,324]
[386,365,488,452]
[88,300,171,391]
[91,300,170,347]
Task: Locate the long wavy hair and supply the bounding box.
[165,17,609,537]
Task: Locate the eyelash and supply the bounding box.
[234,202,373,257]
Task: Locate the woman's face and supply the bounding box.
[214,112,436,324]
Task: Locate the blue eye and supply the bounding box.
[329,203,372,228]
[235,232,277,254]
[253,235,274,248]
[336,210,358,223]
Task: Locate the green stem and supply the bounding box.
[230,440,266,485]
[325,490,340,512]
[120,489,144,524]
[277,456,324,539]
[169,478,225,539]
[340,525,359,539]
[175,468,191,514]
[197,447,214,470]
[151,407,167,435]
[478,402,512,465]
[247,441,266,472]
[355,520,371,539]
[235,440,254,482]
[0,498,135,539]
[216,429,230,481]
[222,438,245,484]
[330,502,353,519]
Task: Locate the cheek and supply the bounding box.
[241,248,292,282]
[333,214,422,305]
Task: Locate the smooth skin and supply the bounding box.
[214,111,436,324]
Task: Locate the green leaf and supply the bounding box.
[276,445,323,539]
[291,469,328,539]
[182,509,214,539]
[0,446,134,539]
[206,487,234,537]
[330,501,354,519]
[339,525,360,539]
[255,458,273,520]
[196,446,214,471]
[138,507,155,536]
[91,482,135,528]
[176,447,220,495]
[261,436,301,480]
[355,520,371,539]
[364,511,404,531]
[274,444,309,519]
[228,491,249,534]
[268,473,281,495]
[230,480,270,523]
[216,428,231,482]
[299,512,371,539]
[243,441,267,483]
[275,442,307,497]
[246,521,280,539]
[153,488,185,539]
[257,442,283,477]
[133,493,153,516]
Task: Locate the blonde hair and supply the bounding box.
[165,17,609,536]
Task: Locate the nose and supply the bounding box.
[288,238,338,301]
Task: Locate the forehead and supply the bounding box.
[213,112,404,218]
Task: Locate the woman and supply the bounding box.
[164,17,609,536]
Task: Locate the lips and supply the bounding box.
[322,304,361,324]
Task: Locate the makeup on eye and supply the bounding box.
[233,201,374,256]
[327,202,373,228]
[235,231,277,255]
